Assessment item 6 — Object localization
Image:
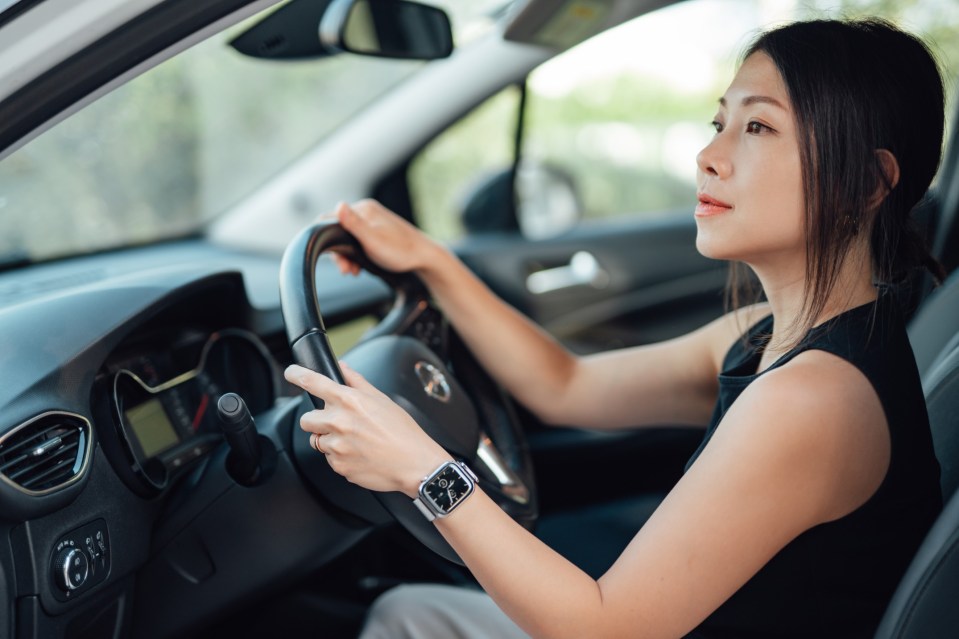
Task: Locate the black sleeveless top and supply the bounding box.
[686,294,941,639]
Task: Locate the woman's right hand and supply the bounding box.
[332,199,445,276]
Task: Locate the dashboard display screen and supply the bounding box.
[125,398,180,458]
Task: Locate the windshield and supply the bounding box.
[0,0,506,264]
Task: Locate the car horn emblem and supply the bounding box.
[414,361,451,403]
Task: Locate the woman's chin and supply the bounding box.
[695,234,737,261]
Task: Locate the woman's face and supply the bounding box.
[695,51,805,270]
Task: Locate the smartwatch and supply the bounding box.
[412,460,477,521]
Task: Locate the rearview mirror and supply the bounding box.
[320,0,454,60]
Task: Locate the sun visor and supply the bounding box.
[504,0,672,50]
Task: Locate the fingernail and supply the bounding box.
[284,365,304,381]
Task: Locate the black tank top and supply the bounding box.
[686,293,941,639]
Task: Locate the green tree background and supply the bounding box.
[0,0,956,257]
[411,0,959,242]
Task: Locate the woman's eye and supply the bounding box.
[746,121,772,135]
[711,120,724,133]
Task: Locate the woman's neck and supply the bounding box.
[751,242,877,363]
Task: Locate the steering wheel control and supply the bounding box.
[49,519,110,601]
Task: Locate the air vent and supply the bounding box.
[0,412,91,495]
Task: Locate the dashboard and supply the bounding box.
[0,239,395,639]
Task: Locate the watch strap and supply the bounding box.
[412,496,438,521]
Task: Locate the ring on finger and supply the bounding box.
[311,432,329,455]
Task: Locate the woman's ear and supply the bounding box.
[868,149,900,210]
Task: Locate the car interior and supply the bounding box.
[0,0,958,638]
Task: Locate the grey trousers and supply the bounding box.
[358,584,531,639]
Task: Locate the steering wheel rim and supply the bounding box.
[279,221,537,564]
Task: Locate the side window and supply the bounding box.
[520,2,737,230]
[410,0,958,243]
[408,86,521,242]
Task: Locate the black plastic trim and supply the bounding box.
[0,0,258,155]
[0,0,44,30]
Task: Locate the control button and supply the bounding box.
[54,548,89,591]
[50,519,111,601]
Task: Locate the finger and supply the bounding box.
[338,201,362,233]
[285,364,349,401]
[352,199,375,220]
[334,200,350,221]
[300,408,336,434]
[331,252,357,275]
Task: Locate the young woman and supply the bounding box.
[284,19,945,638]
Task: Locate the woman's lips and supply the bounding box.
[695,194,733,217]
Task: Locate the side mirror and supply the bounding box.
[515,162,581,239]
[458,163,582,239]
[319,0,454,60]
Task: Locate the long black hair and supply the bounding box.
[731,19,945,343]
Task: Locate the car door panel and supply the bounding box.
[454,213,727,354]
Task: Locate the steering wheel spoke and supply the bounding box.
[475,431,531,506]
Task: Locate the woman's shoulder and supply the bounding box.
[725,349,890,519]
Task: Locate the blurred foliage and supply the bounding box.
[411,0,959,243]
[1,0,957,258]
[521,75,721,229]
[0,14,421,262]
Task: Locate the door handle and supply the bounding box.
[526,251,610,295]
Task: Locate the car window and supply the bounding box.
[408,86,522,242]
[0,18,421,264]
[410,0,958,242]
[0,0,513,264]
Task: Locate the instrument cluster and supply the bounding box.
[106,328,278,492]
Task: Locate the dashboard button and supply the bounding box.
[54,547,89,591]
[50,519,111,601]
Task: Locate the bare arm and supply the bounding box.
[286,348,890,638]
[336,200,756,429]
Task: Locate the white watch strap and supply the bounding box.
[412,497,437,521]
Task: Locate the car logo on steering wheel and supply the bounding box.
[414,361,451,403]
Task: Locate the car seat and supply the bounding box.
[906,268,959,377]
[874,272,959,638]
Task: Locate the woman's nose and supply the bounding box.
[696,137,732,179]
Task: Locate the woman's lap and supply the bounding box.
[358,584,530,639]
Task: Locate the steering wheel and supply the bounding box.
[279,221,537,564]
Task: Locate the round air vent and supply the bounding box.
[0,412,92,495]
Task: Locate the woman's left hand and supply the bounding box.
[284,363,452,498]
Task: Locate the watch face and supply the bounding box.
[424,465,472,512]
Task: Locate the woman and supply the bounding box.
[284,19,944,638]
